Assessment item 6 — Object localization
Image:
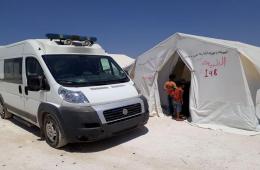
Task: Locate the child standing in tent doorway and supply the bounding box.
[163,74,176,117]
[172,82,185,121]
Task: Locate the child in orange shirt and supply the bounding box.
[164,74,176,116]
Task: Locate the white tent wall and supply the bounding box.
[240,55,260,106]
[132,33,260,131]
[188,50,257,130]
[175,41,257,130]
[109,54,135,70]
[178,38,259,130]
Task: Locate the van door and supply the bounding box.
[24,57,46,124]
[2,58,25,114]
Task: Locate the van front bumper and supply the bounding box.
[59,96,149,143]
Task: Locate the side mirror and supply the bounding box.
[27,75,43,91]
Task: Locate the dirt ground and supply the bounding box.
[0,116,260,170]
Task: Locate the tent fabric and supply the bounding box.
[109,54,135,70]
[131,33,260,131]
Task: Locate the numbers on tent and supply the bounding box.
[202,56,227,78]
[204,68,218,77]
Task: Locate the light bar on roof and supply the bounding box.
[45,33,97,42]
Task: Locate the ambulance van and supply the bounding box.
[0,34,149,148]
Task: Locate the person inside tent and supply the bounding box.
[171,82,185,121]
[163,74,177,117]
[182,80,190,119]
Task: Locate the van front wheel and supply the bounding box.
[0,101,12,119]
[43,114,67,148]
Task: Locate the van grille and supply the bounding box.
[103,103,142,123]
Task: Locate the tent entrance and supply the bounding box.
[157,52,191,118]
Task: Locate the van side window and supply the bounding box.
[100,58,112,74]
[100,58,125,77]
[4,58,23,84]
[111,62,122,76]
[26,57,43,76]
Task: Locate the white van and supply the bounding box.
[0,34,149,148]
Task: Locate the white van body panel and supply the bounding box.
[3,81,24,112]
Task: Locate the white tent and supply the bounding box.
[109,54,135,71]
[131,33,260,131]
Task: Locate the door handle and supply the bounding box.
[18,85,22,94]
[25,86,28,95]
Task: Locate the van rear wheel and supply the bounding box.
[43,114,67,148]
[0,101,12,119]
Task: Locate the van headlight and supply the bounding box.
[58,87,89,103]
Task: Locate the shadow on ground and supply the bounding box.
[7,117,149,152]
[63,126,149,153]
[9,117,41,138]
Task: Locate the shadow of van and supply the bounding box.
[63,126,149,153]
[8,117,149,152]
[9,117,41,138]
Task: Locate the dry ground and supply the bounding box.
[0,116,260,170]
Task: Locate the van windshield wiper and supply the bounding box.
[57,79,74,84]
[57,78,129,87]
[57,79,87,85]
[89,79,128,85]
[57,79,92,87]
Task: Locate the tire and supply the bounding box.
[43,114,67,148]
[0,100,12,119]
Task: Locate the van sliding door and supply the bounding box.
[2,58,25,116]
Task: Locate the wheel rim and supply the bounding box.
[45,120,58,143]
[0,102,4,118]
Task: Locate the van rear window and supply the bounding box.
[4,58,23,84]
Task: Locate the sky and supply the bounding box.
[0,0,260,58]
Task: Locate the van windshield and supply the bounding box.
[42,55,130,87]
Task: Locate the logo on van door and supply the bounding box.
[122,109,128,115]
